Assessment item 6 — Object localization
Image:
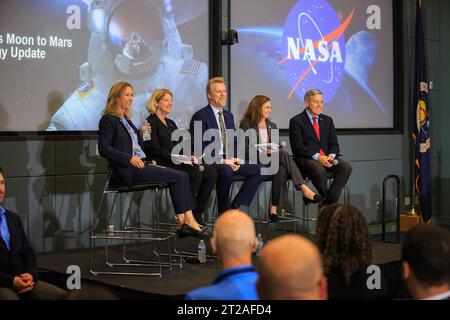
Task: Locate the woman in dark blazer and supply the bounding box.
[239,95,321,222]
[143,88,217,226]
[97,82,206,239]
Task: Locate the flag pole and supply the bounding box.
[409,0,422,217]
[408,156,417,216]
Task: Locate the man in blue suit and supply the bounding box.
[189,77,265,215]
[0,167,67,300]
[185,209,259,300]
[289,89,352,205]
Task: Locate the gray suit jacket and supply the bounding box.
[239,119,278,162]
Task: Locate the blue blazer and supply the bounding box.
[189,105,236,158]
[98,114,144,186]
[0,209,38,288]
[289,109,340,160]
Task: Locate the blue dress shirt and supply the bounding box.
[120,117,147,159]
[185,265,259,300]
[0,206,10,250]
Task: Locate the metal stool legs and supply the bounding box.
[89,173,176,277]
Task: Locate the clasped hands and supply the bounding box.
[130,156,146,169]
[222,157,241,171]
[318,154,335,168]
[13,273,35,294]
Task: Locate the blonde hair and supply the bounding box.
[206,77,225,100]
[102,81,133,119]
[146,88,173,113]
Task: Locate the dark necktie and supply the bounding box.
[218,111,227,156]
[313,116,325,156]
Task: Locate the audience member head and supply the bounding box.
[210,209,257,269]
[0,166,4,205]
[102,81,133,119]
[206,77,227,108]
[316,203,372,284]
[304,88,324,116]
[256,234,327,300]
[146,88,173,114]
[401,224,450,299]
[242,95,271,125]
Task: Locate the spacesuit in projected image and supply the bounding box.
[47,0,207,131]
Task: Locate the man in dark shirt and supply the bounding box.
[0,166,67,300]
[402,224,450,300]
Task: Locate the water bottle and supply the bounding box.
[107,225,114,237]
[198,240,206,263]
[256,234,264,256]
[141,112,151,141]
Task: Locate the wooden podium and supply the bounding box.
[400,212,422,232]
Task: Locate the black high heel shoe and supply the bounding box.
[177,224,209,239]
[303,193,323,206]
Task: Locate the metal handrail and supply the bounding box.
[381,175,401,243]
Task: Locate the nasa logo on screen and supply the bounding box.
[280,0,353,102]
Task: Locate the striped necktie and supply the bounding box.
[218,111,227,156]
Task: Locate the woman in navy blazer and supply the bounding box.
[98,82,206,239]
[240,95,321,222]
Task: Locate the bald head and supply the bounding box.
[257,234,326,300]
[211,210,257,263]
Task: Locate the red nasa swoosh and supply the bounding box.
[277,9,355,99]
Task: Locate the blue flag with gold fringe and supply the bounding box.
[413,0,432,222]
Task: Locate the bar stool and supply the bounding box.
[89,167,178,277]
[299,171,349,233]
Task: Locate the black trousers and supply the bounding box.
[131,164,195,215]
[166,163,218,215]
[294,157,352,203]
[271,150,305,206]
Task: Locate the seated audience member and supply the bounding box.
[289,89,352,206]
[189,77,265,215]
[256,234,327,300]
[143,88,217,226]
[401,224,450,300]
[185,209,259,300]
[316,203,385,300]
[0,166,68,300]
[97,81,207,239]
[240,95,322,222]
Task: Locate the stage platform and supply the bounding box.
[37,231,404,300]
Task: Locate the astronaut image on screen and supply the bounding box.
[47,0,208,131]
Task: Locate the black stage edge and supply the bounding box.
[37,232,406,300]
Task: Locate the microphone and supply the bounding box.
[148,160,167,169]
